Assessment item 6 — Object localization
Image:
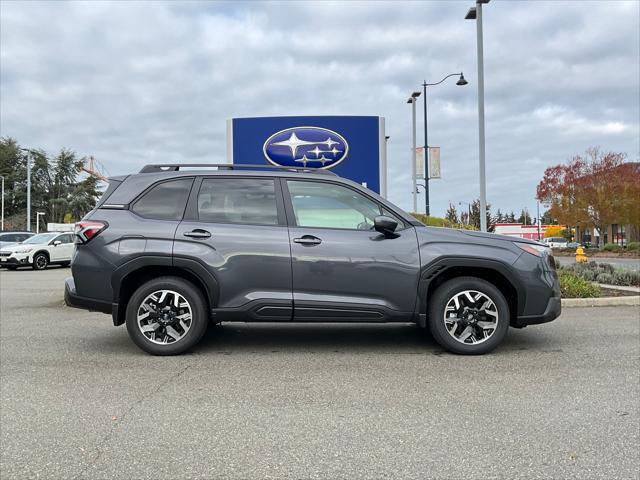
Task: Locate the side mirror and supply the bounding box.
[374,215,398,237]
[53,240,62,246]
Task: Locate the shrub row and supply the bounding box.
[558,261,640,287]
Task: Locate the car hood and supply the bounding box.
[414,226,543,247]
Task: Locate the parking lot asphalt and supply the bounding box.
[1,267,639,479]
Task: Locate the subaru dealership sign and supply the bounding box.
[227,116,387,196]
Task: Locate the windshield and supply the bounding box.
[22,233,57,245]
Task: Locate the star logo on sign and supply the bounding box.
[322,137,340,148]
[271,132,316,158]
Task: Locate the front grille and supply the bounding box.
[0,252,10,257]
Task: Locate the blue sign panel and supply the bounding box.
[228,116,386,195]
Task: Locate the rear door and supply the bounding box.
[282,179,421,321]
[174,176,293,320]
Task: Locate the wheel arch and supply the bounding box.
[32,249,50,261]
[111,256,219,326]
[418,257,524,326]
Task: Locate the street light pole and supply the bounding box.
[422,72,468,216]
[36,212,45,234]
[0,175,4,231]
[466,0,490,232]
[20,148,32,231]
[407,91,421,213]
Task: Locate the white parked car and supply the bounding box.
[542,237,568,249]
[0,232,75,270]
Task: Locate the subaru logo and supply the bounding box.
[263,126,349,169]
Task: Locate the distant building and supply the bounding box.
[493,223,548,241]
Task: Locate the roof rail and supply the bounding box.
[139,163,337,175]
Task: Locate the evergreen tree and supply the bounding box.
[445,203,459,224]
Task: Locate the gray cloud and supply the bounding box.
[1,0,638,217]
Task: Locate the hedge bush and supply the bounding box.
[559,272,601,298]
[603,243,622,252]
[627,242,640,252]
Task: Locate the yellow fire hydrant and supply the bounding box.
[575,246,588,263]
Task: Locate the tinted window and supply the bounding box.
[132,179,193,221]
[287,180,399,230]
[198,178,278,225]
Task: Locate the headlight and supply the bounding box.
[13,246,34,254]
[515,242,551,258]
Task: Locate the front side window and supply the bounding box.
[287,180,399,230]
[198,178,278,225]
[132,178,193,221]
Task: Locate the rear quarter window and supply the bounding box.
[132,178,194,221]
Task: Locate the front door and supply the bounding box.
[283,179,420,322]
[174,177,293,320]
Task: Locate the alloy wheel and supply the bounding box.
[443,290,499,345]
[136,290,192,345]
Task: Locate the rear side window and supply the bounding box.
[132,179,193,221]
[197,178,278,225]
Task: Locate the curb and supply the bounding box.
[562,296,640,307]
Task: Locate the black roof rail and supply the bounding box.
[139,163,337,175]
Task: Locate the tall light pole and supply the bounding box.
[19,148,33,231]
[36,212,45,234]
[422,72,468,216]
[407,91,421,213]
[466,0,490,232]
[0,175,4,231]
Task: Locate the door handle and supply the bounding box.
[183,229,211,239]
[293,235,322,246]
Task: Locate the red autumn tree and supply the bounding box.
[536,148,639,249]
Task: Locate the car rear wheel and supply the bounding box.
[125,276,208,355]
[32,253,49,270]
[428,277,509,355]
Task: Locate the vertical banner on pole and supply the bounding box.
[414,147,424,179]
[428,147,441,179]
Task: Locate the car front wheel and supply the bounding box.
[32,253,49,270]
[125,276,209,355]
[428,277,509,355]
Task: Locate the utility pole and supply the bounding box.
[466,0,490,232]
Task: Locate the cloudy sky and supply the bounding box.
[1,0,638,217]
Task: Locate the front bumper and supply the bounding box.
[0,255,31,266]
[514,294,561,327]
[64,277,112,314]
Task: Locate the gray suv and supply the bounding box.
[65,164,560,355]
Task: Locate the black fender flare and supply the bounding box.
[417,256,525,317]
[32,249,50,261]
[111,255,219,310]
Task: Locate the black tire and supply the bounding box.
[428,276,509,355]
[32,253,49,270]
[125,276,208,355]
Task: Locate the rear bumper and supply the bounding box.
[64,277,112,314]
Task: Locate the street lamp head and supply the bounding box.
[456,73,468,86]
[465,7,477,19]
[411,91,421,98]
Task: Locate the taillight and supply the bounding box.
[75,220,108,244]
